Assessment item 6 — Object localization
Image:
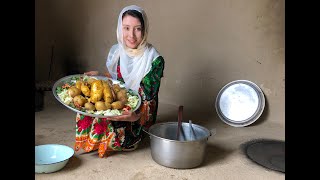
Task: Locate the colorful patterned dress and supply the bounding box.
[74,56,164,158]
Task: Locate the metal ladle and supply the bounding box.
[189,120,197,140]
[176,106,185,141]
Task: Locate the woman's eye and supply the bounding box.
[123,27,130,31]
[135,27,142,31]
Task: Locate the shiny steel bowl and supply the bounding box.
[35,144,74,173]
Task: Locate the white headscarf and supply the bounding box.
[106,5,160,92]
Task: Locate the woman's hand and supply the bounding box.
[104,72,112,78]
[84,71,99,76]
[84,70,112,78]
[105,109,141,122]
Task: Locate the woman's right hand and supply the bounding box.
[84,71,99,76]
[105,109,141,122]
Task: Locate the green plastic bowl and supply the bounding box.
[35,144,74,173]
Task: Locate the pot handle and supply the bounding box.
[142,127,153,139]
[142,127,150,135]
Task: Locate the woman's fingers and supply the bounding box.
[105,111,139,122]
[106,114,130,121]
[105,72,112,78]
[84,71,112,77]
[84,71,99,76]
[122,108,130,114]
[106,115,124,121]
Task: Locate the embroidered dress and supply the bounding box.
[74,56,164,158]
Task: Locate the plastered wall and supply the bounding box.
[35,0,285,125]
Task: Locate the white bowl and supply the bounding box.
[35,144,74,173]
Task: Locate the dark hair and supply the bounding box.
[122,10,145,35]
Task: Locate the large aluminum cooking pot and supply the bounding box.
[143,106,216,169]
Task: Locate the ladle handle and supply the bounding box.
[176,106,184,140]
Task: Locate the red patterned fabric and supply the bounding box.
[74,56,164,158]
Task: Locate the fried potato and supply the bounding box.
[104,102,112,110]
[75,80,83,90]
[95,101,110,111]
[111,100,125,110]
[87,77,97,85]
[89,80,103,103]
[73,95,87,107]
[68,86,81,98]
[81,84,91,97]
[116,89,128,103]
[84,102,95,111]
[102,80,114,102]
[112,84,121,93]
[104,97,113,104]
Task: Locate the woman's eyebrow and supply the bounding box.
[122,24,142,27]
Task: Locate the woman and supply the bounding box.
[74,5,165,158]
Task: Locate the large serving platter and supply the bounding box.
[215,80,265,127]
[52,74,141,118]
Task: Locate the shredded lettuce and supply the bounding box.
[82,75,90,82]
[57,89,73,105]
[127,93,139,109]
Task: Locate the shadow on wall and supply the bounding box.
[200,94,270,129]
[62,57,83,75]
[58,56,89,77]
[155,78,269,129]
[40,1,90,80]
[156,106,179,124]
[49,45,91,79]
[155,106,219,135]
[178,90,269,129]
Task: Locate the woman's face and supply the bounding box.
[122,15,143,49]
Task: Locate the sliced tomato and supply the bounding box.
[123,105,131,111]
[62,83,71,89]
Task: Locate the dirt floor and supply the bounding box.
[35,91,285,180]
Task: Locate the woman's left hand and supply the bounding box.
[105,109,141,122]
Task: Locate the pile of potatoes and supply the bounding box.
[67,77,128,111]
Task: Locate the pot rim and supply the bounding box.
[147,122,211,142]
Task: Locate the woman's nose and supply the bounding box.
[129,29,134,38]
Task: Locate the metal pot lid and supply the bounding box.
[215,80,265,127]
